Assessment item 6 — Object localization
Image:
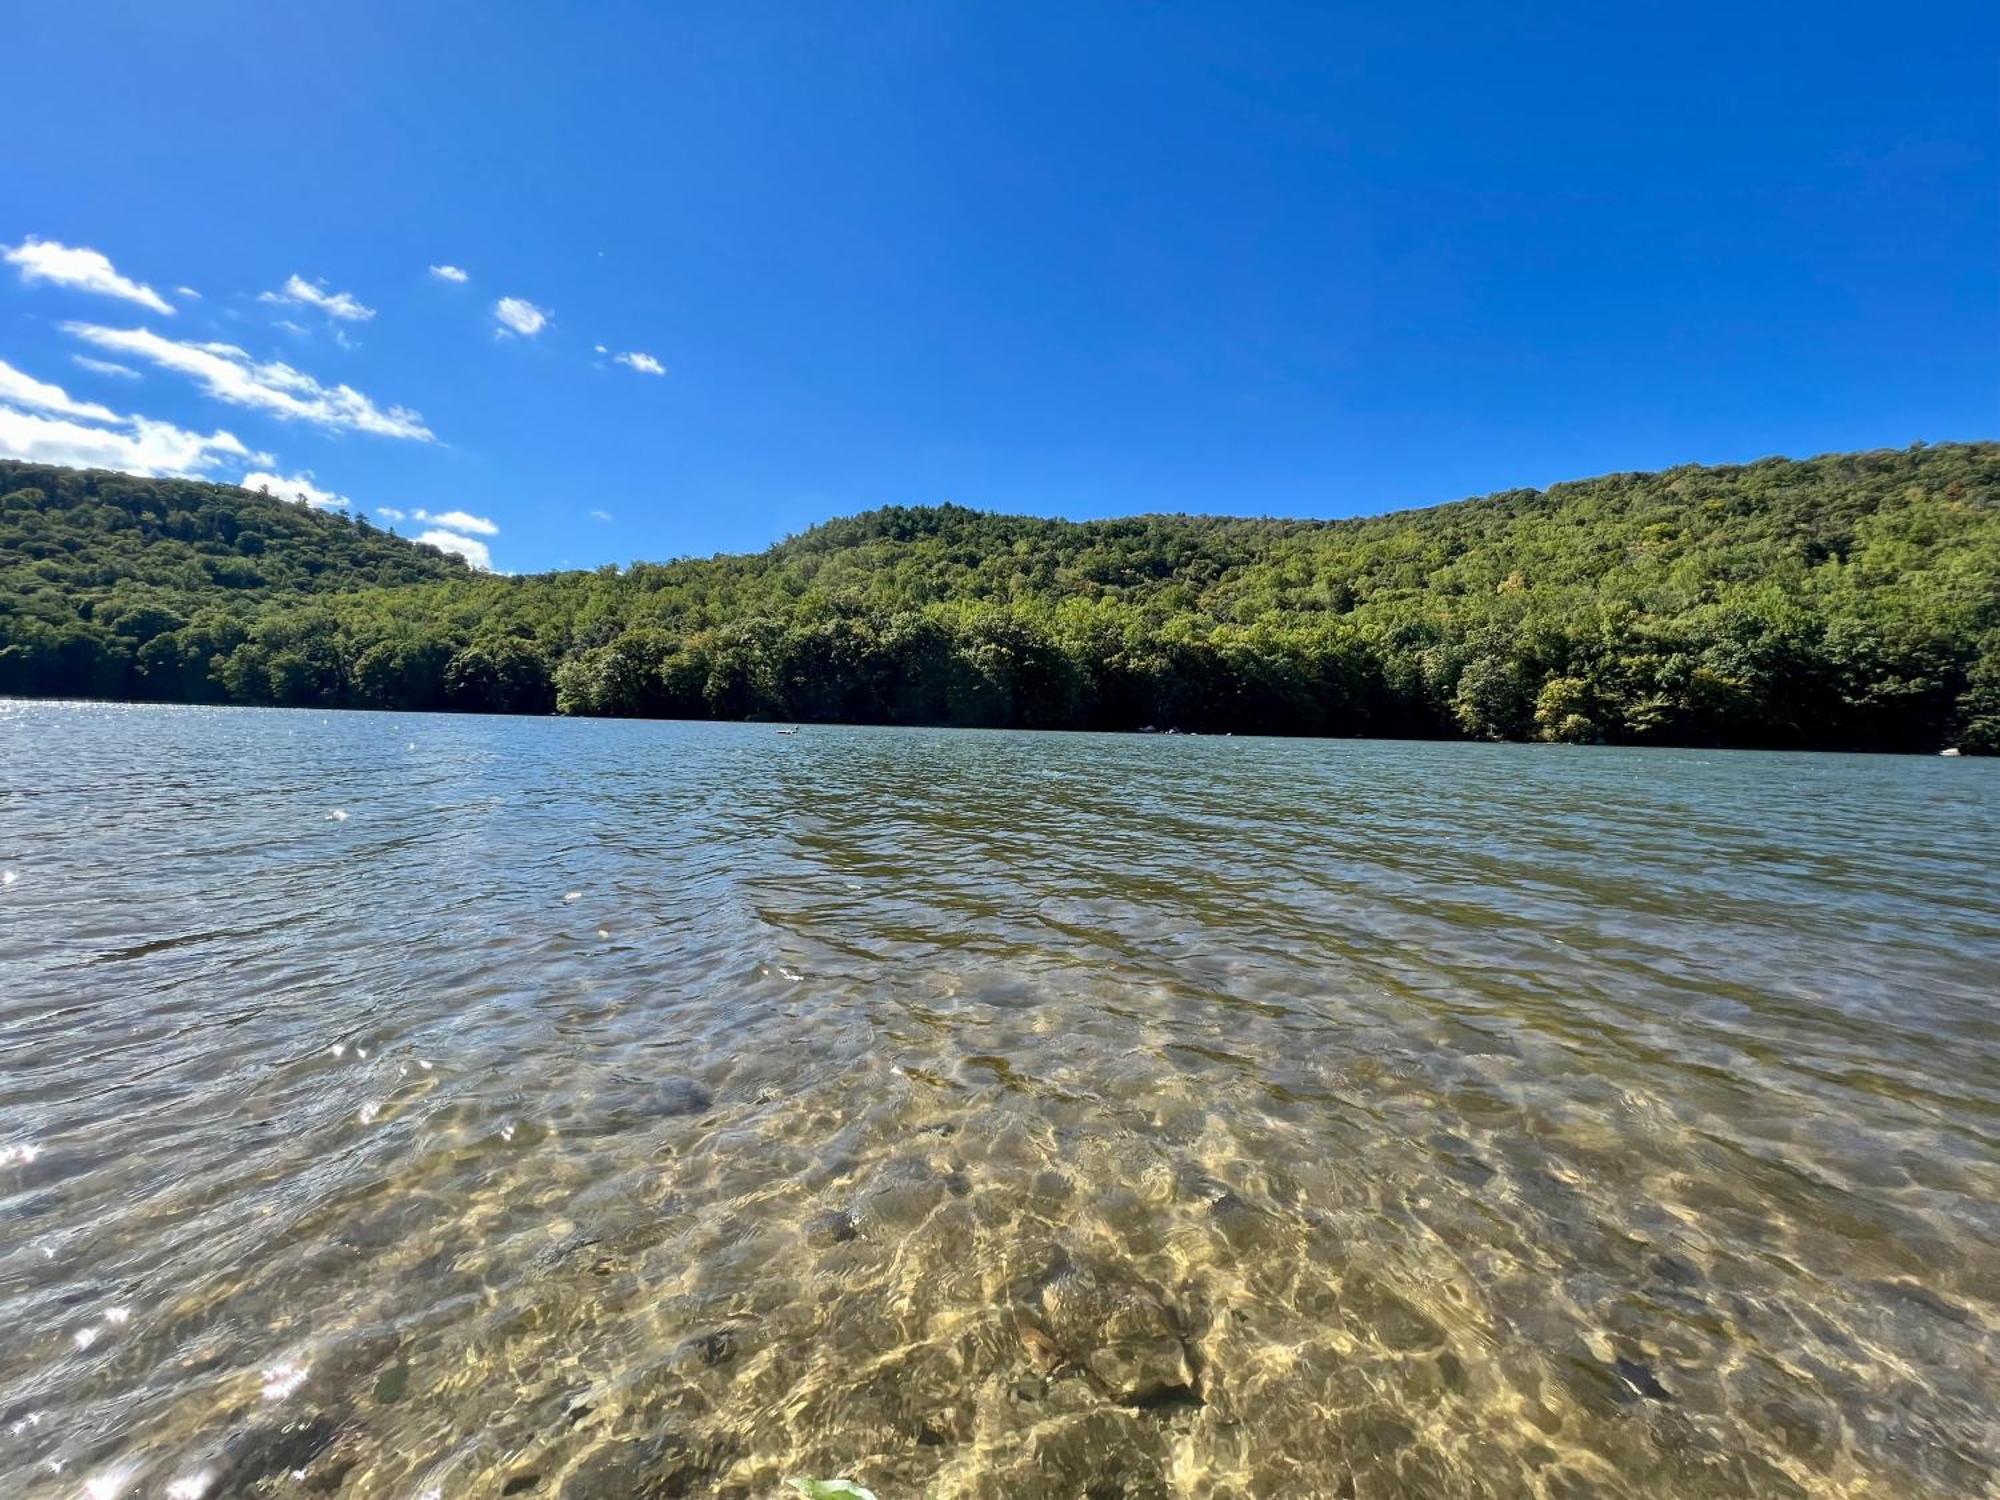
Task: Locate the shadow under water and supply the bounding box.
[1,704,1996,1498]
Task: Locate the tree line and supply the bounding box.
[2,445,1995,751]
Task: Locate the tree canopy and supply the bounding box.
[3,444,1996,751]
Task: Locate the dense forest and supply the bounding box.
[3,445,1996,751]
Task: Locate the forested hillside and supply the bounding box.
[0,462,468,702]
[3,445,1996,750]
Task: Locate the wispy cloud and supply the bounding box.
[613,351,665,375]
[494,297,549,337]
[0,358,122,422]
[241,469,348,510]
[0,356,262,476]
[2,237,174,315]
[590,509,613,522]
[416,527,494,570]
[399,504,501,570]
[429,264,469,283]
[259,273,375,322]
[71,355,141,380]
[64,323,434,440]
[175,286,201,300]
[411,507,497,536]
[0,400,254,479]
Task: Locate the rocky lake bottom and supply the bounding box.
[2,704,1996,1498]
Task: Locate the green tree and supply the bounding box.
[444,638,554,714]
[1453,654,1532,740]
[1534,676,1598,743]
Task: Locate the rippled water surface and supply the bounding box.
[2,703,1997,1500]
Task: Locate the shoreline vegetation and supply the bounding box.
[2,443,1995,753]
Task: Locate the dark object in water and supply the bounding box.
[533,1230,605,1277]
[1612,1357,1673,1403]
[644,1079,714,1118]
[215,1415,339,1494]
[1125,1380,1205,1415]
[681,1328,738,1367]
[805,1208,860,1246]
[371,1360,410,1404]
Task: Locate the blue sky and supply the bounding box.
[2,1,1993,574]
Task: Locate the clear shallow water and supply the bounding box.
[1,703,1996,1500]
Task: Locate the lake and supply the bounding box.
[1,702,1995,1499]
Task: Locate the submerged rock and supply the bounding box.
[1648,1252,1703,1289]
[558,1429,736,1500]
[804,1208,860,1247]
[1338,1274,1446,1352]
[1863,1278,1971,1327]
[1087,1338,1198,1408]
[568,1078,716,1137]
[1026,1252,1198,1407]
[1019,1324,1066,1374]
[532,1229,625,1280]
[643,1079,715,1119]
[962,1406,1178,1499]
[213,1414,340,1495]
[678,1328,738,1368]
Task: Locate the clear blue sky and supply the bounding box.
[2,1,1993,573]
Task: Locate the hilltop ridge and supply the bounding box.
[2,445,1995,749]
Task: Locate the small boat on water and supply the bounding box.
[776,725,801,736]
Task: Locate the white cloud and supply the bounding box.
[260,273,375,322]
[590,509,613,522]
[3,237,174,315]
[416,527,493,570]
[0,354,261,477]
[0,404,253,477]
[429,264,469,283]
[494,297,549,337]
[241,469,347,510]
[176,286,201,300]
[65,323,434,440]
[411,507,497,535]
[614,351,665,376]
[593,344,608,354]
[72,355,141,380]
[401,506,500,569]
[0,358,121,422]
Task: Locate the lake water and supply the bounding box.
[1,703,1996,1500]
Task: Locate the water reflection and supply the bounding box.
[1,703,1996,1497]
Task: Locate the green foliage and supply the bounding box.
[1953,629,2000,753]
[1534,677,1598,743]
[4,445,1997,751]
[1453,650,1532,741]
[0,461,466,703]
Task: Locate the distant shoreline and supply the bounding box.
[4,696,1987,758]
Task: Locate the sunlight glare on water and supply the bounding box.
[0,702,1996,1498]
